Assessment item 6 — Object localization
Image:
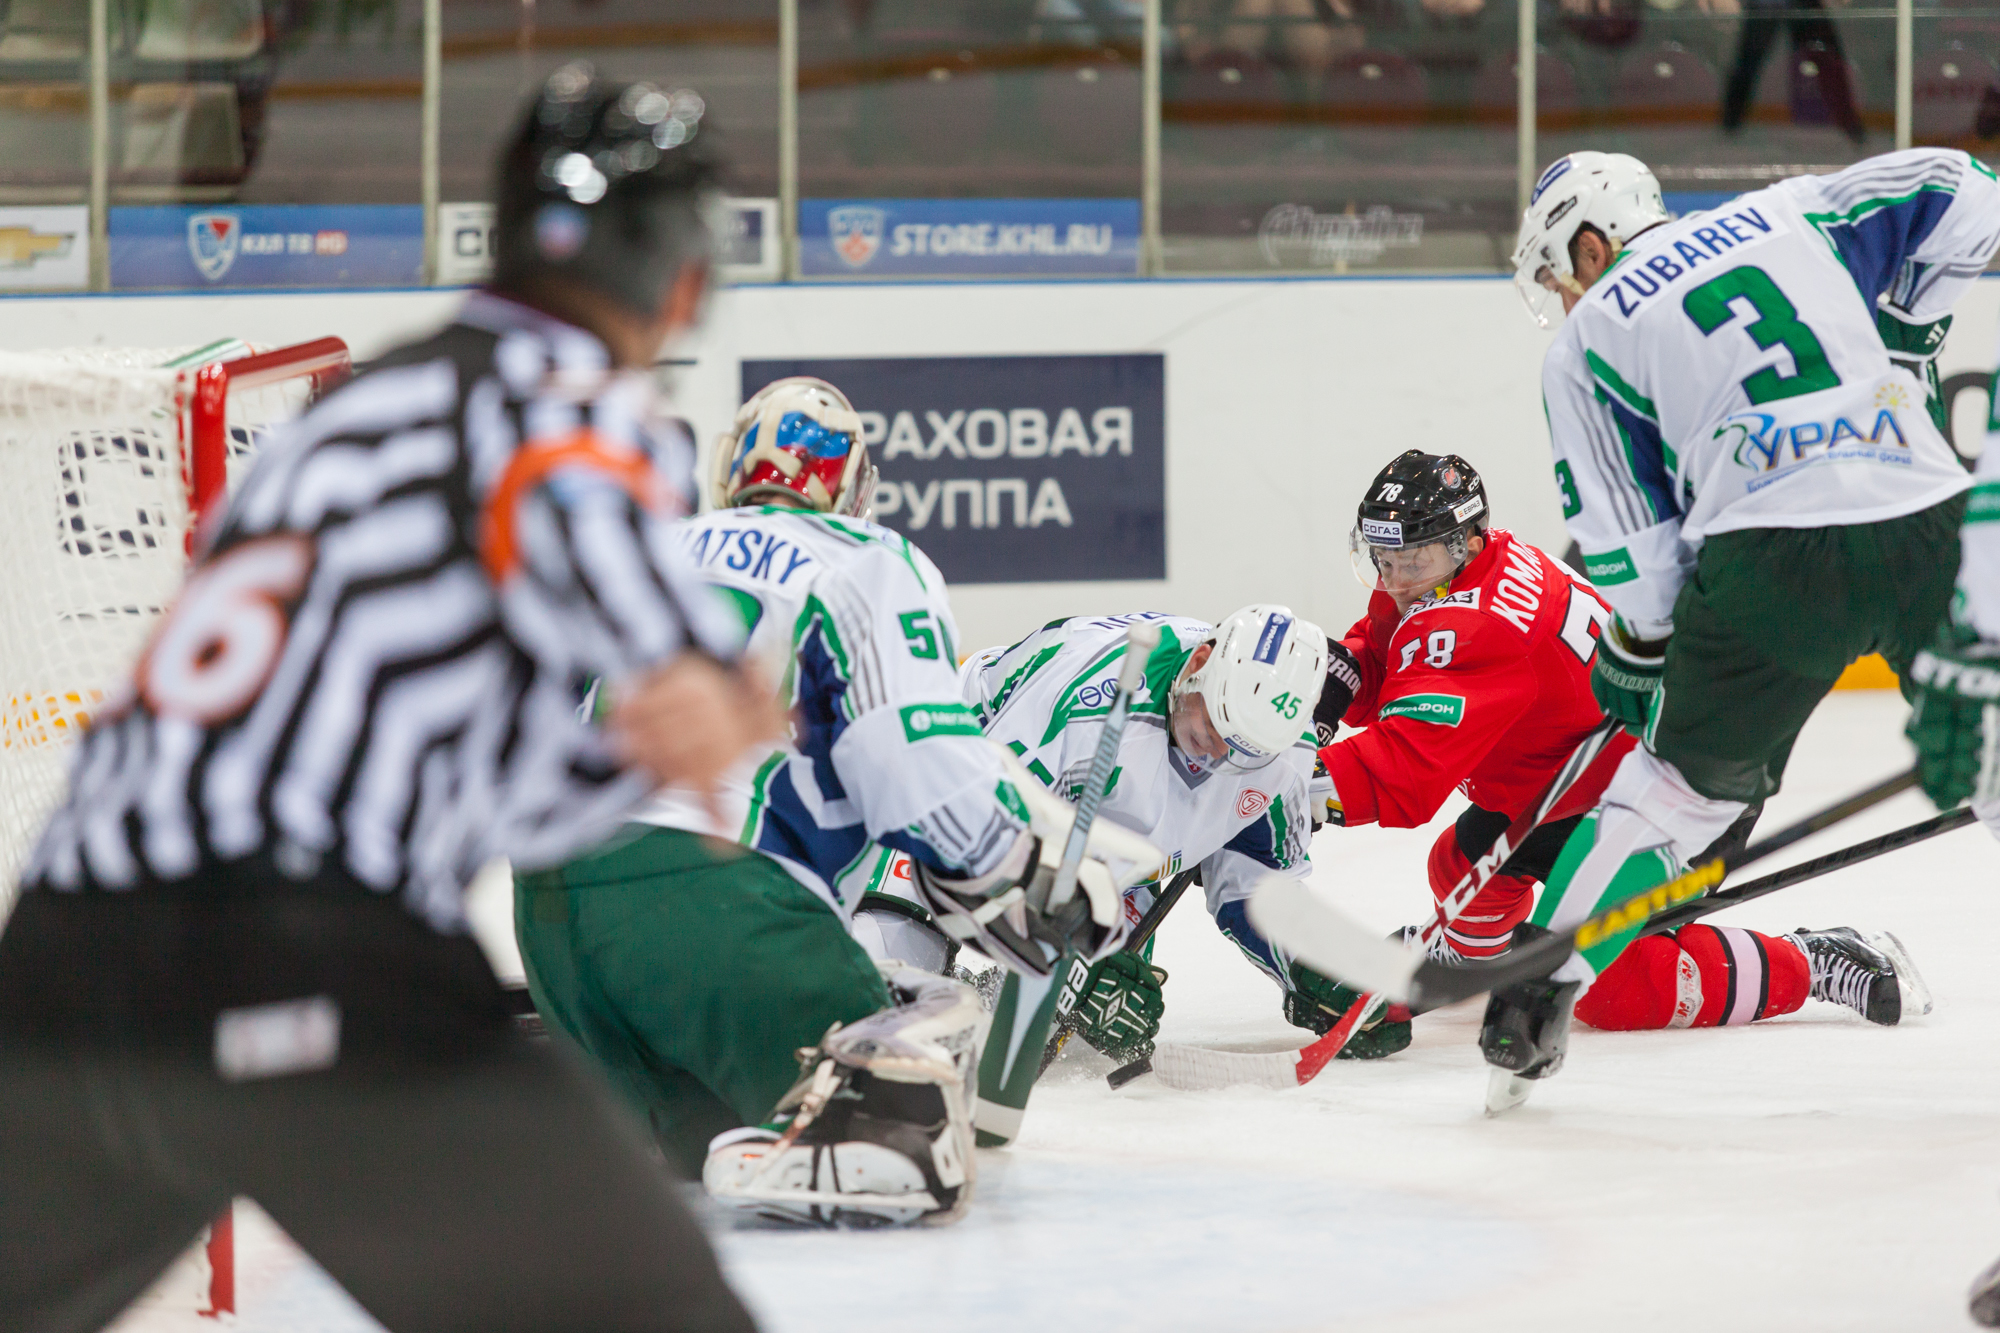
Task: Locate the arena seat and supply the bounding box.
[1470,46,1580,118]
[1613,40,1721,113]
[882,65,1002,165]
[1319,49,1428,116]
[1034,57,1142,163]
[1912,45,2000,141]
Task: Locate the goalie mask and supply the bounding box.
[1351,450,1491,601]
[1170,605,1328,776]
[1510,151,1668,328]
[712,376,877,516]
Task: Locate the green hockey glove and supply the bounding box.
[1592,619,1668,734]
[1905,623,2000,810]
[1282,961,1411,1060]
[1071,951,1167,1062]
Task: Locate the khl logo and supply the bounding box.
[187,212,241,280]
[828,206,885,269]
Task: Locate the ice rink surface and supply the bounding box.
[112,692,2000,1333]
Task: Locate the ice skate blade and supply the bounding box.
[1484,1066,1534,1117]
[1870,930,1934,1022]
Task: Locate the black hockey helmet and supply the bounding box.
[1351,450,1491,595]
[492,62,726,318]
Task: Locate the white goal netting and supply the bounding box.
[0,342,320,905]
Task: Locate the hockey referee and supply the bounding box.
[0,66,770,1333]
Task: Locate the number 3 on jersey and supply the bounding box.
[140,536,313,723]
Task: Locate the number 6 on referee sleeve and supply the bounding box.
[140,536,313,724]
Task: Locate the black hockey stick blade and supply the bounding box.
[1255,768,1923,1013]
[1638,803,1976,937]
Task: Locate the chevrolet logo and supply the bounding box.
[0,227,71,269]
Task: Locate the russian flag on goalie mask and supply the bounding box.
[1253,613,1293,665]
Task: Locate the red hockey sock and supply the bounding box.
[1576,925,1809,1030]
[1426,830,1535,959]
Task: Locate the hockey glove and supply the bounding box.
[1072,951,1167,1062]
[1314,640,1365,746]
[1905,622,2000,818]
[1592,618,1668,734]
[1282,961,1411,1060]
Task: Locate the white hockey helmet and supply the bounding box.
[1170,605,1328,774]
[711,376,877,515]
[1510,152,1668,328]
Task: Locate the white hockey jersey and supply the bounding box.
[1958,333,2000,639]
[1546,149,2000,637]
[959,612,1320,983]
[631,506,1026,918]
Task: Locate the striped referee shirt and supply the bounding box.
[24,293,743,930]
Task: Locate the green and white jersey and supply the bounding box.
[1958,335,2000,639]
[961,613,1319,927]
[632,506,1026,919]
[1546,149,1999,637]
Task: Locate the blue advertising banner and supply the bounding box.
[743,354,1165,585]
[798,199,1139,278]
[110,205,424,290]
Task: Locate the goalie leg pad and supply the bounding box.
[702,967,986,1228]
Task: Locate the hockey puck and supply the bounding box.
[1106,1056,1151,1090]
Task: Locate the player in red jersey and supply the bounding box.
[1285,451,1925,1057]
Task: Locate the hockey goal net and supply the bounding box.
[0,337,350,911]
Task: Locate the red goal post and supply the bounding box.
[0,337,352,906]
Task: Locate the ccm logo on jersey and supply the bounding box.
[1595,207,1787,325]
[1237,789,1270,818]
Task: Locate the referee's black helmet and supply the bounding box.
[492,62,726,317]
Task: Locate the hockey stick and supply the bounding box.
[1148,719,1625,1092]
[974,620,1163,1147]
[1636,804,1976,937]
[1250,767,1922,1015]
[1039,868,1195,1081]
[1046,621,1162,916]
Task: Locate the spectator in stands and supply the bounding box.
[1721,0,1865,142]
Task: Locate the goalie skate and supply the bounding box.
[703,966,985,1228]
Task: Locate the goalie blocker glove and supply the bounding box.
[909,747,1163,977]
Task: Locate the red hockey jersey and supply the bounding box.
[1320,528,1629,828]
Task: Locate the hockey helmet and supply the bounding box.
[1510,151,1668,327]
[492,62,725,319]
[1351,450,1491,599]
[712,376,877,516]
[1170,605,1328,775]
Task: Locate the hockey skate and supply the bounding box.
[703,966,985,1228]
[1478,975,1582,1116]
[1784,927,1933,1026]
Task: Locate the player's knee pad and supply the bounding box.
[1426,829,1535,959]
[702,965,987,1228]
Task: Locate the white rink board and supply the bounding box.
[6,275,1993,653]
[107,692,2000,1333]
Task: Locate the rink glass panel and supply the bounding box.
[794,1,1143,206]
[1911,0,2000,256]
[439,0,779,209]
[1156,0,1518,274]
[1537,5,1897,234]
[0,0,423,207]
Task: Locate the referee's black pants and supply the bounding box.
[0,876,757,1333]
